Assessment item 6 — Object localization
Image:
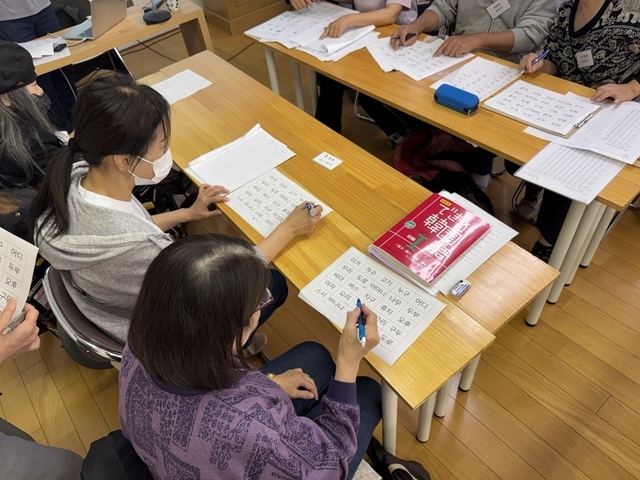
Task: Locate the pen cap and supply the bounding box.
[434,84,480,115]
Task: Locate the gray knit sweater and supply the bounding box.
[36,162,174,344]
[428,0,557,63]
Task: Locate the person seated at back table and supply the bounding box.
[516,0,640,262]
[383,0,558,188]
[28,74,323,354]
[0,41,64,241]
[119,233,382,480]
[294,0,418,134]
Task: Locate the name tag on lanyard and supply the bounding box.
[487,0,511,19]
[575,49,594,68]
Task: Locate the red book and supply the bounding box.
[369,193,490,286]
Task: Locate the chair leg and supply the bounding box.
[353,92,375,123]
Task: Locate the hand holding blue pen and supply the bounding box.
[520,50,548,73]
[304,202,317,216]
[356,298,366,348]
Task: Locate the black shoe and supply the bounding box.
[531,241,553,263]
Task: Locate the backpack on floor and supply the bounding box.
[392,130,494,214]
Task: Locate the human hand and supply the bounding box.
[291,0,313,10]
[434,33,480,57]
[519,52,544,74]
[186,184,230,221]
[391,24,420,50]
[271,368,319,400]
[321,16,354,39]
[335,304,379,383]
[0,300,40,364]
[277,202,323,238]
[591,82,640,104]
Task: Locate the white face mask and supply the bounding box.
[129,148,173,185]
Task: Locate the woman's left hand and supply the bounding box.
[321,16,353,39]
[186,184,230,221]
[271,368,319,400]
[591,82,640,104]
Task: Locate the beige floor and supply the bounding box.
[2,19,640,479]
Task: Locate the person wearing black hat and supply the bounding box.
[0,40,63,242]
[0,0,76,132]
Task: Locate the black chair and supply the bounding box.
[82,431,153,480]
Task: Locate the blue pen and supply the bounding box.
[522,50,548,73]
[304,202,317,216]
[356,298,366,347]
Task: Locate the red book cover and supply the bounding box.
[370,193,491,285]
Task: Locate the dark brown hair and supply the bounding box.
[128,234,269,391]
[28,73,171,240]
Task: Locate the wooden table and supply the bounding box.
[254,24,640,326]
[141,51,499,453]
[34,0,212,76]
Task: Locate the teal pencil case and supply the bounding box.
[434,84,480,115]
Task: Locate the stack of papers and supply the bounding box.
[151,69,212,104]
[431,57,521,101]
[19,37,70,66]
[245,2,380,61]
[366,37,472,81]
[186,124,295,191]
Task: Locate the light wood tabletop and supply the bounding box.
[34,0,212,76]
[256,25,640,212]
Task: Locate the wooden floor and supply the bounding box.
[2,19,639,479]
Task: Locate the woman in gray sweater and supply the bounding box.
[28,74,322,347]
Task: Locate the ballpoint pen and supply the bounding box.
[2,311,27,335]
[521,50,548,73]
[304,202,317,216]
[356,298,366,348]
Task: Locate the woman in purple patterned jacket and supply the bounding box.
[119,233,382,480]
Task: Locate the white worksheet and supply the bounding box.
[515,144,624,204]
[524,97,640,164]
[19,37,58,58]
[366,37,472,81]
[188,124,295,192]
[300,247,446,365]
[227,169,332,237]
[433,191,517,294]
[484,81,600,136]
[431,57,521,101]
[297,31,380,62]
[151,69,212,105]
[0,229,39,322]
[293,24,375,55]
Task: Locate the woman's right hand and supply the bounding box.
[0,300,40,364]
[335,304,379,383]
[519,53,544,74]
[291,0,314,9]
[278,202,324,239]
[391,25,420,51]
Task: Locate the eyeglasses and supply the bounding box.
[256,288,273,312]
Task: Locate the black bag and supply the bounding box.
[392,130,494,214]
[367,437,431,480]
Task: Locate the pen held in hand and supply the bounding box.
[521,50,548,73]
[2,311,27,335]
[304,202,317,216]
[356,298,366,348]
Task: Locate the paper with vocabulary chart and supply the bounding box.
[515,144,625,204]
[366,37,473,81]
[187,125,295,192]
[0,229,39,322]
[483,81,600,136]
[423,191,518,294]
[430,57,521,101]
[297,31,380,62]
[299,248,446,366]
[292,24,375,56]
[150,69,212,105]
[524,96,640,164]
[227,169,332,237]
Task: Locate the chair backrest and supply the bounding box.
[43,267,123,362]
[82,430,153,480]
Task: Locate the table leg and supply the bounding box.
[459,354,481,392]
[180,17,213,55]
[526,201,586,326]
[434,378,453,418]
[290,60,305,110]
[564,202,605,287]
[547,201,602,303]
[308,69,318,115]
[580,206,616,268]
[417,394,436,443]
[264,48,280,95]
[381,380,398,455]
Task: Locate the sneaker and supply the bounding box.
[531,241,553,263]
[242,333,267,358]
[517,184,543,220]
